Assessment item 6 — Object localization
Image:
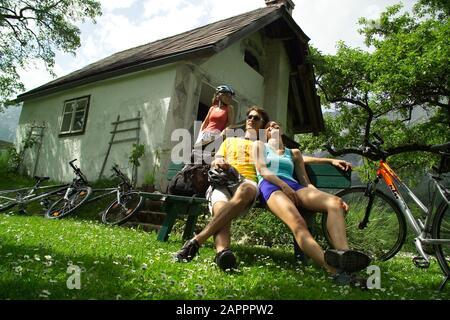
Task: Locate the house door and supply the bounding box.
[197,102,209,122]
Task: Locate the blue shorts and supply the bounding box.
[259,177,304,203]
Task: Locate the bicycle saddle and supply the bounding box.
[34,176,50,182]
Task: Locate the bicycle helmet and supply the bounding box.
[215,84,235,96]
[208,166,243,188]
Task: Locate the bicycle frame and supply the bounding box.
[373,160,450,260]
[1,184,67,204]
[85,167,133,204]
[85,187,121,203]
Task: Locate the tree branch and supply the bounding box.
[326,143,442,161]
[2,18,25,46]
[328,96,374,141]
[0,6,18,16]
[386,144,437,156]
[329,97,370,111]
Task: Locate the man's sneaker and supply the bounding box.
[215,249,237,271]
[174,239,200,262]
[325,249,371,273]
[332,271,368,289]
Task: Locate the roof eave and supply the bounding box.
[279,10,310,43]
[214,8,283,52]
[16,45,216,102]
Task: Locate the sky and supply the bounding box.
[17,0,416,94]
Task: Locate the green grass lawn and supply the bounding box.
[0,213,449,300]
[1,171,449,300]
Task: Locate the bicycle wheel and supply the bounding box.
[102,191,143,225]
[321,186,407,261]
[432,202,450,277]
[45,186,92,219]
[0,191,17,212]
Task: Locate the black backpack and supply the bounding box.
[167,164,210,197]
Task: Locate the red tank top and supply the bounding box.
[204,105,229,132]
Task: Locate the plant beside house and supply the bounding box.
[128,143,145,187]
[142,171,156,193]
[140,147,167,193]
[7,127,38,173]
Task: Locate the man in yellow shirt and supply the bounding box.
[174,106,269,270]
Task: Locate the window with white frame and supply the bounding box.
[60,96,90,135]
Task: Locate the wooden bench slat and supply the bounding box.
[305,164,351,189]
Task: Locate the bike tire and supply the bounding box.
[45,186,92,219]
[102,191,143,225]
[432,202,450,277]
[321,186,407,261]
[0,192,17,212]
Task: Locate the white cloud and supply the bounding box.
[100,0,138,11]
[294,0,416,53]
[18,60,58,91]
[142,0,186,18]
[207,0,261,22]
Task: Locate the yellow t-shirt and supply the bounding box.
[216,137,257,182]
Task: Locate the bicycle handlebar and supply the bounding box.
[111,165,132,187]
[361,136,389,161]
[361,136,450,161]
[68,159,88,184]
[430,141,450,154]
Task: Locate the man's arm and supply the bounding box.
[303,155,352,171]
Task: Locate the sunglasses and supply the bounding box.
[247,114,261,121]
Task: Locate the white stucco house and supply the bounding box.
[15,0,324,189]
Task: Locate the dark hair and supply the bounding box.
[264,121,281,139]
[264,121,279,129]
[246,106,270,128]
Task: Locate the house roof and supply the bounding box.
[17,3,323,134]
[18,5,300,101]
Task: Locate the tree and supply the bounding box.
[300,1,449,177]
[0,0,101,110]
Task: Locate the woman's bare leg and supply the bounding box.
[266,191,336,273]
[296,186,349,251]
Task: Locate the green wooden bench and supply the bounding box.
[139,162,351,247]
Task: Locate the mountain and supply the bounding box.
[0,105,22,142]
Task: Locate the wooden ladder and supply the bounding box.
[28,122,46,177]
[98,112,142,184]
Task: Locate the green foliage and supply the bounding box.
[231,209,293,247]
[0,150,9,173]
[302,0,450,178]
[0,0,102,110]
[144,171,156,186]
[6,126,38,173]
[143,147,168,187]
[128,143,145,168]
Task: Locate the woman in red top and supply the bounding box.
[195,85,235,147]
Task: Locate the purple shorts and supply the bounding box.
[259,177,304,203]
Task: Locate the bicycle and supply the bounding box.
[44,159,92,219]
[45,162,143,224]
[100,165,143,226]
[321,134,450,290]
[0,177,68,214]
